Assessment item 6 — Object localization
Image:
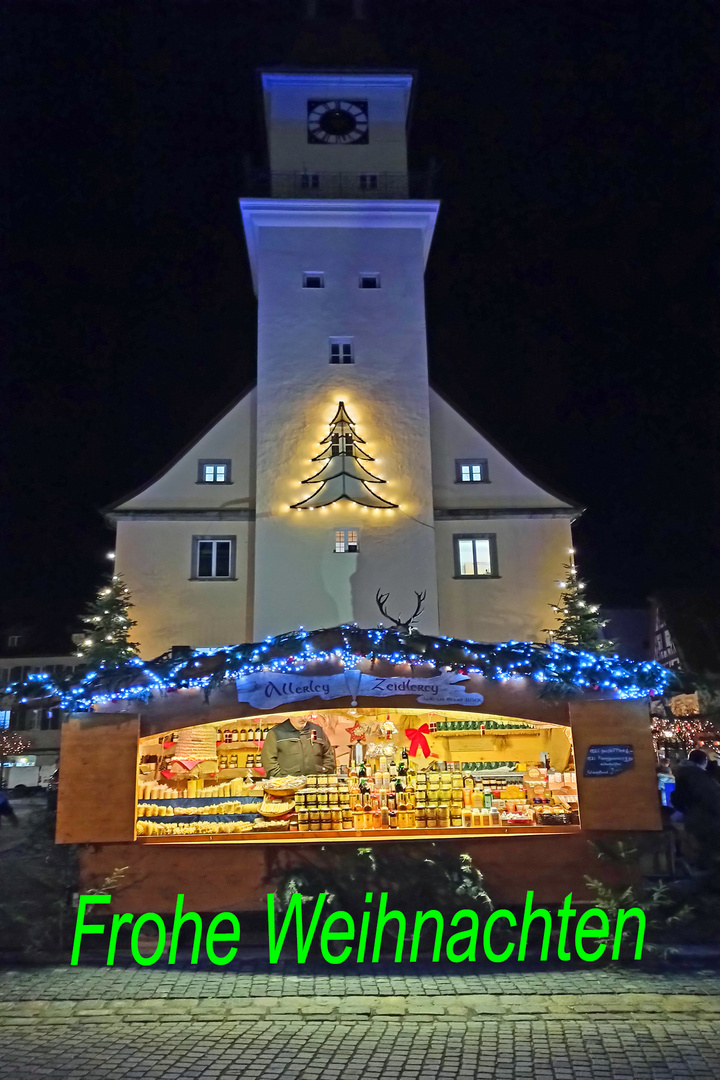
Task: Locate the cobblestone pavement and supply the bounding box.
[3,960,720,999]
[1,965,720,1078]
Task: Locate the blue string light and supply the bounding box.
[2,625,679,711]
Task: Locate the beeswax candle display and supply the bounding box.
[134,709,580,841]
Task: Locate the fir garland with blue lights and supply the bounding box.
[2,624,681,713]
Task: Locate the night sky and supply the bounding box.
[4,0,717,647]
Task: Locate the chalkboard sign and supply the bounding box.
[583,744,634,778]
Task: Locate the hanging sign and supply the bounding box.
[235,669,484,711]
[583,744,635,778]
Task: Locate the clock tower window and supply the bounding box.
[303,272,325,289]
[329,338,354,365]
[335,529,359,554]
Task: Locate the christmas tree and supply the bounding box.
[547,550,615,654]
[77,575,139,668]
[292,400,397,509]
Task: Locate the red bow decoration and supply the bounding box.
[405,724,434,758]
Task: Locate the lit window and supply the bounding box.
[198,460,231,484]
[300,173,320,190]
[456,459,489,483]
[0,711,10,730]
[454,535,498,578]
[330,431,354,456]
[192,537,235,580]
[335,529,359,553]
[329,338,354,365]
[303,272,324,289]
[359,174,378,191]
[359,274,380,289]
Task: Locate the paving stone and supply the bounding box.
[1,966,720,1078]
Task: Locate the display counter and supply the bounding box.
[132,708,580,842]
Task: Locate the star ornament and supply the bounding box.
[346,720,366,744]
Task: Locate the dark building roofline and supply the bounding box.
[430,383,584,515]
[103,383,256,518]
[652,589,720,675]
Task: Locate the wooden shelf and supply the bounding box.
[136,824,581,845]
[435,729,542,738]
[217,742,264,749]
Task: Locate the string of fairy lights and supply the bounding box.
[2,624,680,713]
[651,704,720,756]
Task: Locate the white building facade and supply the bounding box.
[110,68,578,659]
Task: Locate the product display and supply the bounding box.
[168,725,218,770]
[136,710,580,840]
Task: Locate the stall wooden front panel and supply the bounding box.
[56,713,138,844]
[78,832,627,912]
[569,699,661,832]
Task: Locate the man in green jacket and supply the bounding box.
[261,714,335,777]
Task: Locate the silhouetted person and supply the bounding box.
[672,749,720,860]
[0,790,18,829]
[706,757,720,785]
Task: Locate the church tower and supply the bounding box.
[243,69,440,638]
[108,29,578,658]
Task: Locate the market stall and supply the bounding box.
[55,628,670,910]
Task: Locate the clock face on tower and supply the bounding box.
[307,100,369,144]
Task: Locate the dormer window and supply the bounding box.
[455,459,489,484]
[198,460,232,484]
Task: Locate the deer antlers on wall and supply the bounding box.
[375,589,426,632]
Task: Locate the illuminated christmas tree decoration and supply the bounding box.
[546,550,615,655]
[291,401,397,509]
[76,574,140,668]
